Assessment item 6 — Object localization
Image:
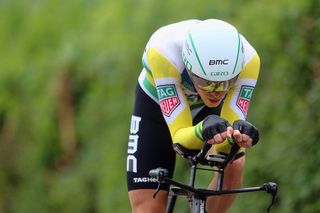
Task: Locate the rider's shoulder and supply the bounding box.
[143,20,200,72]
[151,20,200,39]
[240,34,259,64]
[145,20,199,51]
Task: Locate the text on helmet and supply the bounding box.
[210,71,229,76]
[209,59,229,65]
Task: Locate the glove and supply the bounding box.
[201,115,231,141]
[233,120,259,145]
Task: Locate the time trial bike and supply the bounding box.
[149,140,278,213]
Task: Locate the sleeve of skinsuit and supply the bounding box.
[147,48,205,150]
[214,52,260,155]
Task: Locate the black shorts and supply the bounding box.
[126,84,223,191]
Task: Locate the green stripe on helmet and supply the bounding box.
[189,34,207,76]
[232,33,241,75]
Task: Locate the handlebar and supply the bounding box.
[150,139,240,181]
[194,138,240,168]
[193,142,212,163]
[149,168,278,211]
[220,138,240,168]
[149,139,278,211]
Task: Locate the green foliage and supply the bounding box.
[0,0,319,212]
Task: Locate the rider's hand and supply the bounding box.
[202,115,232,145]
[232,120,259,148]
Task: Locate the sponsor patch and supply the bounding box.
[133,177,158,183]
[236,86,254,116]
[127,115,142,173]
[157,84,180,117]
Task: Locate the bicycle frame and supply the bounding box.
[150,142,278,213]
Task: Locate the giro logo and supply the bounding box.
[237,86,254,116]
[210,71,229,76]
[209,59,229,65]
[157,85,180,117]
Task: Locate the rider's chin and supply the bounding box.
[205,97,222,107]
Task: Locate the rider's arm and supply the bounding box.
[147,47,205,150]
[215,52,260,152]
[221,53,260,122]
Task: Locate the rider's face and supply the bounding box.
[186,68,232,107]
[195,87,227,107]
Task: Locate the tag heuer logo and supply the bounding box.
[157,85,180,117]
[236,86,254,116]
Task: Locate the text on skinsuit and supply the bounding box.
[127,115,142,173]
[133,177,158,183]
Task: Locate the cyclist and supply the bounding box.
[126,19,260,213]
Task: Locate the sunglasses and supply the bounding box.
[187,69,238,92]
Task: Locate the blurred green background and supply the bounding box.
[0,0,319,212]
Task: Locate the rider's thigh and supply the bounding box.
[127,85,176,192]
[129,189,168,213]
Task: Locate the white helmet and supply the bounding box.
[182,19,245,82]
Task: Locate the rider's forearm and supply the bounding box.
[172,122,204,150]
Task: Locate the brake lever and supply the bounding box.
[150,170,167,198]
[153,181,161,198]
[194,142,212,163]
[264,182,278,212]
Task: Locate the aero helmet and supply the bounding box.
[182,19,245,82]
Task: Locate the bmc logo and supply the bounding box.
[127,115,142,173]
[209,59,229,65]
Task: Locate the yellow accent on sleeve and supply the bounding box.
[239,53,260,79]
[147,48,181,79]
[215,53,260,155]
[173,126,204,150]
[145,71,156,87]
[215,87,242,154]
[221,87,241,124]
[146,47,203,150]
[220,52,260,125]
[168,102,204,150]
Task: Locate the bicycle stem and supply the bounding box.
[188,165,197,187]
